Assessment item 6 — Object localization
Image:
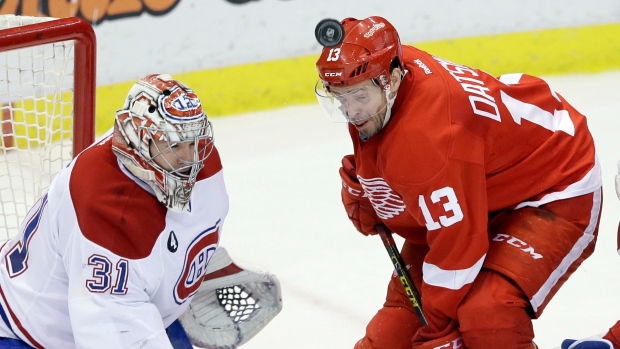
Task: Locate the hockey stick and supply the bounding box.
[375,223,428,326]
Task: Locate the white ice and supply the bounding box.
[212,69,620,349]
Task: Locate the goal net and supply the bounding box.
[0,15,96,242]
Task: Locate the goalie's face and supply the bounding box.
[150,138,201,176]
[141,120,213,210]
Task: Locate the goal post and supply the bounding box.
[0,15,96,241]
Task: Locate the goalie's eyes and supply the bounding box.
[170,141,196,149]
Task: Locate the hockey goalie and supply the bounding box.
[0,74,280,349]
[177,247,283,349]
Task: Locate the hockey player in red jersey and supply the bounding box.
[559,164,620,349]
[0,74,281,348]
[315,17,602,349]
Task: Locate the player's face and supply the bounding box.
[328,80,388,139]
[149,138,197,176]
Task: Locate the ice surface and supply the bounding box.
[212,70,620,349]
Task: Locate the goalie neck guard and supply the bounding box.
[112,74,214,212]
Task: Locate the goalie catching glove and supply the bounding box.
[340,154,381,236]
[179,247,282,349]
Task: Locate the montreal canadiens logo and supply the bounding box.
[173,224,219,304]
[159,85,205,122]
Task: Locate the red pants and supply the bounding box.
[603,320,620,348]
[355,192,601,349]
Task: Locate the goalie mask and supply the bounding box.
[315,16,403,125]
[112,74,213,212]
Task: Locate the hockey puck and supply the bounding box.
[315,18,344,47]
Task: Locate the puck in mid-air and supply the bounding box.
[315,18,344,47]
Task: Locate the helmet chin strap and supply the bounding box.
[382,87,397,128]
[358,90,397,143]
[381,69,407,128]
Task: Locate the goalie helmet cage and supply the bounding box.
[0,15,96,242]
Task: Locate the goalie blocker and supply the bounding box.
[179,247,283,349]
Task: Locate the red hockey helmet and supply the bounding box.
[315,16,403,90]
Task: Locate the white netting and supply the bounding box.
[0,15,76,242]
[216,285,261,323]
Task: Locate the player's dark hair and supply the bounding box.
[390,57,402,72]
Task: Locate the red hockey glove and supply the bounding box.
[339,154,380,236]
[412,321,467,349]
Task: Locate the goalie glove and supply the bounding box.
[179,247,282,349]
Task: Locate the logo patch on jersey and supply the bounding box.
[167,230,178,253]
[358,177,406,219]
[173,223,220,304]
[413,59,432,75]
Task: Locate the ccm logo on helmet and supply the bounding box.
[324,72,343,77]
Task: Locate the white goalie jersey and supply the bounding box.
[0,135,230,348]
